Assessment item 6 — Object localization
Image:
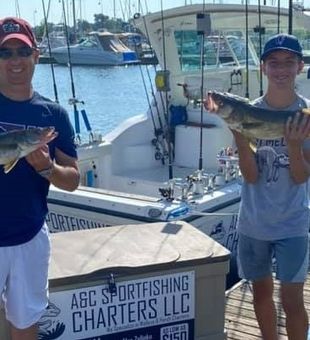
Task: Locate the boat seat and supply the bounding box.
[174,124,233,170]
[114,143,159,174]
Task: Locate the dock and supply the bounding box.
[225,277,310,339]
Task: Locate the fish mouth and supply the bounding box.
[28,127,58,145]
[205,91,220,112]
[40,127,58,144]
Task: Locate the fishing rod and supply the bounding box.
[61,0,93,143]
[136,53,166,164]
[157,0,174,180]
[197,1,208,171]
[245,0,250,99]
[15,0,21,18]
[41,0,59,103]
[139,4,167,134]
[277,0,280,33]
[136,2,169,163]
[140,0,169,129]
[258,0,264,97]
[288,0,293,34]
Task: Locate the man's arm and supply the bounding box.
[26,145,80,191]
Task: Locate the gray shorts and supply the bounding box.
[237,233,309,283]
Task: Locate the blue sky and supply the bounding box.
[1,0,310,26]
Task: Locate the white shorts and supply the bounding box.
[0,224,51,329]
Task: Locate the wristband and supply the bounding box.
[37,163,54,178]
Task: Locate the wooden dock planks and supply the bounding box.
[225,278,310,339]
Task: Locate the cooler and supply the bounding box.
[0,221,230,340]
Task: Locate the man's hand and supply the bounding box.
[26,144,52,172]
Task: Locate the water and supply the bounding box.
[33,64,155,140]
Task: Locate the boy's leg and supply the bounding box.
[253,276,278,340]
[281,282,308,340]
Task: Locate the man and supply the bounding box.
[0,17,80,340]
[232,33,310,340]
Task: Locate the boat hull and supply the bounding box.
[46,188,241,288]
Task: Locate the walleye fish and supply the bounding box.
[206,91,310,141]
[0,126,58,173]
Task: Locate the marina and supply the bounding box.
[42,2,310,293]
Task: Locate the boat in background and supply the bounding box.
[38,24,68,55]
[118,32,159,65]
[50,31,139,66]
[46,3,310,287]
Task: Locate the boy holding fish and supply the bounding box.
[0,17,79,340]
[208,34,310,339]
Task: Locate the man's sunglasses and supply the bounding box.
[0,46,36,60]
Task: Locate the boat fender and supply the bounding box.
[86,170,94,187]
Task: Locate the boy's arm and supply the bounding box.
[232,130,258,183]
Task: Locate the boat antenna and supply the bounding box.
[245,0,250,98]
[61,0,93,143]
[258,0,264,96]
[197,1,209,170]
[158,0,174,180]
[41,0,59,103]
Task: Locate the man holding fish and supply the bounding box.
[0,17,79,340]
[208,34,310,339]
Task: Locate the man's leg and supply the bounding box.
[253,275,278,340]
[10,323,38,340]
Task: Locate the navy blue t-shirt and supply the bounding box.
[0,91,77,246]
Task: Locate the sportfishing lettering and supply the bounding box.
[46,212,109,232]
[68,274,192,334]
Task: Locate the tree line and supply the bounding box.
[34,13,136,41]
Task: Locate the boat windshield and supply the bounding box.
[175,30,256,71]
[79,36,98,48]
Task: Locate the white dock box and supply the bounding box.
[0,222,230,340]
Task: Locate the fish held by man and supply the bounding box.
[205,91,310,141]
[0,127,58,173]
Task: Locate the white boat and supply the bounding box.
[46,3,310,285]
[50,31,139,66]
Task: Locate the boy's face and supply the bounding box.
[262,50,304,89]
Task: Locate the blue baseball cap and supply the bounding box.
[261,33,303,61]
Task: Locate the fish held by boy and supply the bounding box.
[205,91,310,141]
[0,127,58,173]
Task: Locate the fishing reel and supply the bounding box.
[217,147,240,182]
[68,98,85,105]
